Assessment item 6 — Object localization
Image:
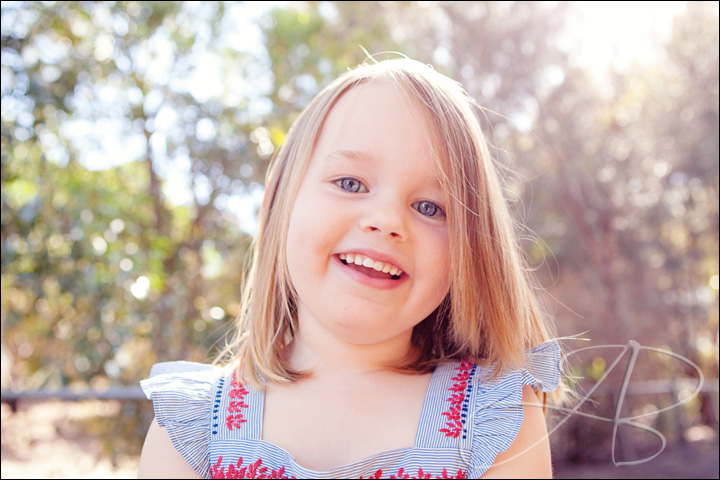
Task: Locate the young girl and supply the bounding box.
[138,58,562,479]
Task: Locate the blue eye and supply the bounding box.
[413,200,445,218]
[336,178,365,193]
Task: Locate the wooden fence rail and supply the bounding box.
[1,386,146,411]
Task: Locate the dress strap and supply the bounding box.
[469,340,562,477]
[212,367,265,441]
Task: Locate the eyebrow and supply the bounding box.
[326,149,374,163]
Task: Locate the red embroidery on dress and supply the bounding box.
[360,466,467,479]
[210,456,296,479]
[439,361,474,438]
[226,377,249,430]
[211,457,465,479]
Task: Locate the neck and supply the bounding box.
[289,307,415,379]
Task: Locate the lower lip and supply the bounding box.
[334,255,408,290]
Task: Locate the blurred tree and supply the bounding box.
[1,1,266,390]
[525,1,719,352]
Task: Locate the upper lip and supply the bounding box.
[336,248,407,276]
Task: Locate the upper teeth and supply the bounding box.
[339,253,403,276]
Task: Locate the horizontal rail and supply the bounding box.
[1,386,146,402]
[625,378,718,395]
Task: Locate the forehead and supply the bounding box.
[314,80,437,163]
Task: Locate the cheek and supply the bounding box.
[286,206,310,253]
[286,190,342,275]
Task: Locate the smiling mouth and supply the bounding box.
[338,253,403,280]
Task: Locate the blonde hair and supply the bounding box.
[218,58,557,389]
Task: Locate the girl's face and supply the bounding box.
[286,81,451,347]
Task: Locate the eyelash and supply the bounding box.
[334,177,446,219]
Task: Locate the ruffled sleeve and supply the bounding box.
[470,340,561,477]
[140,361,224,478]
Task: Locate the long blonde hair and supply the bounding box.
[218,58,556,389]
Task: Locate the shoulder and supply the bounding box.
[481,385,552,478]
[139,361,230,478]
[138,417,203,479]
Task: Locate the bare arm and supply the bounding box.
[138,417,203,479]
[482,385,553,478]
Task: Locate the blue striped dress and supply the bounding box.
[140,340,560,479]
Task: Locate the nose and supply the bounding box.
[361,200,407,240]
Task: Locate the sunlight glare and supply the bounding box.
[562,1,686,78]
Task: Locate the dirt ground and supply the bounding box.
[1,400,718,479]
[1,400,138,479]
